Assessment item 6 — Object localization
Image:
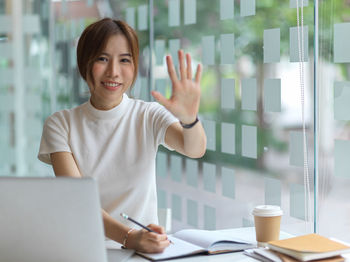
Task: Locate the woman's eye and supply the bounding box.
[121,58,131,63]
[97,57,108,62]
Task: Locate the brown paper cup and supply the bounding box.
[254,215,281,242]
[252,205,283,246]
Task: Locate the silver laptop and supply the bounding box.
[0,177,108,262]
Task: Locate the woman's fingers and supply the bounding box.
[186,53,192,80]
[147,224,166,234]
[151,91,171,110]
[194,63,202,84]
[166,55,178,83]
[178,50,186,80]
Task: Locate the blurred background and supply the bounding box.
[1,0,349,241]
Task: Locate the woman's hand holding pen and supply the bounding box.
[126,224,170,253]
[151,50,202,125]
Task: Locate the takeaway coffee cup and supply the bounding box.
[252,205,283,247]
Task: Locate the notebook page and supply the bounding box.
[173,229,251,249]
[137,235,204,260]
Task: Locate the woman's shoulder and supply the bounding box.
[45,103,87,124]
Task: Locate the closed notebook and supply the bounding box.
[268,234,350,261]
[137,229,255,261]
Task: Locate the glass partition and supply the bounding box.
[317,0,350,242]
[152,0,315,235]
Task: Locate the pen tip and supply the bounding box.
[120,213,128,219]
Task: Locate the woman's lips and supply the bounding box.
[102,81,122,91]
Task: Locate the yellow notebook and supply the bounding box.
[268,234,350,261]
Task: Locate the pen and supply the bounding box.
[120,213,173,244]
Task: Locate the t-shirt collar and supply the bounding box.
[86,93,129,120]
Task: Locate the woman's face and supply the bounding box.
[89,34,135,110]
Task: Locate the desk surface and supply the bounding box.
[106,227,293,262]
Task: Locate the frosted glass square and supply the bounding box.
[156,152,167,178]
[221,122,235,155]
[171,194,182,221]
[221,78,235,109]
[0,69,13,85]
[222,167,235,199]
[241,78,257,111]
[264,78,281,112]
[87,0,93,7]
[334,23,350,63]
[62,0,67,15]
[202,119,216,151]
[25,94,41,112]
[202,36,215,65]
[220,0,234,20]
[335,140,350,178]
[155,79,167,97]
[289,131,304,167]
[0,15,11,33]
[187,199,198,227]
[290,0,308,8]
[186,159,198,188]
[242,125,257,159]
[290,183,305,220]
[264,28,280,63]
[0,145,14,166]
[265,177,281,206]
[23,15,41,34]
[290,26,308,62]
[131,76,141,99]
[170,155,182,182]
[0,94,14,112]
[169,39,180,67]
[137,5,148,31]
[204,205,216,230]
[220,34,234,64]
[157,189,167,208]
[25,68,41,87]
[140,77,149,101]
[155,40,165,65]
[184,0,196,25]
[203,162,216,193]
[0,113,10,141]
[169,0,180,27]
[241,0,256,17]
[0,43,12,59]
[334,81,350,120]
[126,7,135,29]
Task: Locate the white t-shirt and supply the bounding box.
[38,94,178,227]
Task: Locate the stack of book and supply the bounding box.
[244,234,350,262]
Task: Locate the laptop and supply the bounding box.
[0,177,108,262]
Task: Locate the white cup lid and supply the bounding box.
[252,205,283,217]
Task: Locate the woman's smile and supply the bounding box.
[102,81,122,91]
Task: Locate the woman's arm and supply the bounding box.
[151,50,207,158]
[50,152,169,253]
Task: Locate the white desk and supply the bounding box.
[106,227,293,262]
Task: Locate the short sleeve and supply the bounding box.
[146,102,178,150]
[37,112,71,165]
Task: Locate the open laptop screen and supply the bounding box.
[0,177,107,262]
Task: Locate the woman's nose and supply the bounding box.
[107,61,120,77]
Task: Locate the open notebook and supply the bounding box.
[137,229,255,261]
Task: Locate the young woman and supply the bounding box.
[38,18,206,253]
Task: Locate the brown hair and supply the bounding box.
[77,18,139,86]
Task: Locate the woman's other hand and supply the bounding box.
[151,50,202,125]
[126,224,170,253]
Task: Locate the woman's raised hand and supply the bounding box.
[126,224,170,253]
[151,50,202,124]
